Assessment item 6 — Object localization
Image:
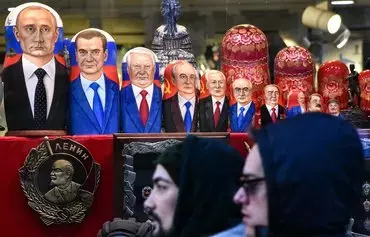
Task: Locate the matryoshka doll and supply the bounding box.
[359,70,370,112]
[317,60,349,110]
[274,46,314,107]
[221,24,271,113]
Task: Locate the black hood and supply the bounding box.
[253,113,364,237]
[170,135,244,237]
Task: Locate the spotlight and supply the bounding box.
[302,6,342,34]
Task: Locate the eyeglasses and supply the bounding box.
[266,91,279,97]
[234,87,250,94]
[239,176,265,196]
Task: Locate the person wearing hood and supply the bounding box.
[144,135,244,237]
[234,112,364,237]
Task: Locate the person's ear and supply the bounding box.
[104,49,108,62]
[54,28,59,43]
[13,27,20,42]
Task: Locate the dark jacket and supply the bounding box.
[253,113,364,237]
[2,58,68,130]
[162,93,198,132]
[198,96,229,132]
[169,136,243,237]
[260,104,285,127]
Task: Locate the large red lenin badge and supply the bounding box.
[359,70,370,112]
[221,24,270,108]
[274,46,314,106]
[318,60,349,110]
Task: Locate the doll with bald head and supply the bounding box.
[199,70,229,132]
[229,77,256,132]
[162,60,199,132]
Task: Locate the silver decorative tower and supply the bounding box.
[152,0,196,72]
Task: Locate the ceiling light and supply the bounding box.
[331,0,355,5]
[302,6,342,34]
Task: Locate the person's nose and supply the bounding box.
[215,82,221,89]
[184,78,191,85]
[144,192,156,211]
[138,66,145,75]
[233,187,250,205]
[85,52,94,61]
[34,29,44,43]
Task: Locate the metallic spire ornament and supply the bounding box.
[152,0,196,75]
[161,0,181,38]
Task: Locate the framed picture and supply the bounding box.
[113,133,229,220]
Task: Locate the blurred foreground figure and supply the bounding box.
[144,136,243,237]
[234,113,364,237]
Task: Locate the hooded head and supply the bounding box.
[144,136,243,237]
[235,113,364,237]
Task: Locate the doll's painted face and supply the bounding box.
[233,78,252,106]
[308,95,322,112]
[173,62,196,98]
[128,52,155,89]
[264,85,279,107]
[76,36,107,80]
[298,92,305,107]
[14,7,58,59]
[206,71,226,100]
[328,101,340,116]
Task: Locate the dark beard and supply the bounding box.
[146,208,172,237]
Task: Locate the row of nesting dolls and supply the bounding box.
[2,3,366,135]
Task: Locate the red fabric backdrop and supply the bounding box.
[0,133,250,236]
[0,135,114,237]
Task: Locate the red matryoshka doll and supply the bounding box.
[274,46,314,106]
[221,24,270,109]
[317,60,349,110]
[359,70,370,112]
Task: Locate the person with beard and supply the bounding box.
[234,113,364,237]
[144,136,243,237]
[260,84,285,127]
[308,93,323,112]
